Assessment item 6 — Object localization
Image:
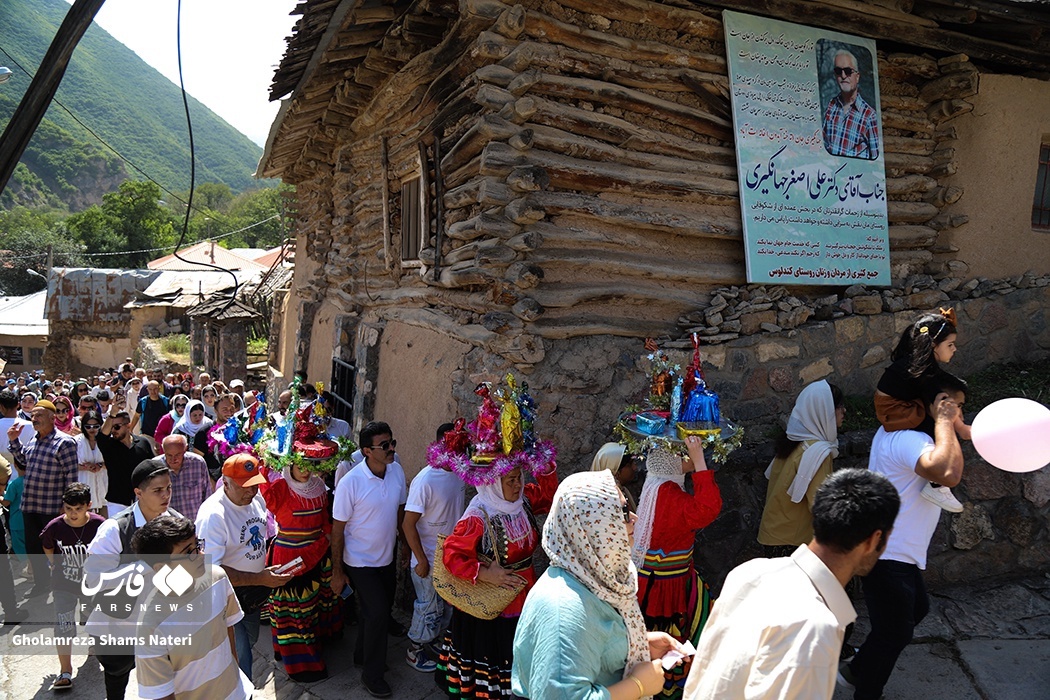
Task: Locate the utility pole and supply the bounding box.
[0,0,107,194]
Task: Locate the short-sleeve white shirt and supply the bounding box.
[195,489,268,574]
[867,427,939,569]
[332,460,407,568]
[404,466,466,567]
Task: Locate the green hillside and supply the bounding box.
[0,0,265,210]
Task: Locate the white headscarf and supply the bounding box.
[168,394,189,422]
[631,448,686,567]
[174,399,213,439]
[463,470,533,545]
[765,380,840,503]
[281,464,328,510]
[543,470,651,697]
[590,442,627,473]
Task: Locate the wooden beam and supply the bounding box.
[553,0,723,39]
[710,0,1050,70]
[0,0,106,194]
[522,9,726,74]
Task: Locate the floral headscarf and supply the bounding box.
[543,470,651,697]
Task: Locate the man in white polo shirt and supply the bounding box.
[196,454,292,682]
[330,420,407,699]
[839,372,966,700]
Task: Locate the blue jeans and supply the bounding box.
[409,568,451,645]
[233,609,261,680]
[849,559,929,700]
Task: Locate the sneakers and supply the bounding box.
[1,608,28,626]
[921,482,964,513]
[836,660,856,690]
[406,643,437,673]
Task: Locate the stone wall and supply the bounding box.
[373,283,1050,595]
[673,283,1050,425]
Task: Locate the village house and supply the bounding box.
[259,0,1050,585]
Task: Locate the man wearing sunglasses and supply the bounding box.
[822,49,880,160]
[331,421,408,698]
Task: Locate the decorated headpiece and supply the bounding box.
[253,375,356,474]
[427,373,556,486]
[614,336,743,463]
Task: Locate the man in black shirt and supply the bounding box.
[98,410,155,514]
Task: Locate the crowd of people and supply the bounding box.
[0,306,972,700]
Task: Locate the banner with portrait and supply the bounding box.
[723,11,890,286]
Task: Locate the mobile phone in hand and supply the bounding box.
[340,583,354,599]
[274,556,304,576]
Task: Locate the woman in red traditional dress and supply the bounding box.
[259,461,341,682]
[435,464,557,699]
[632,437,722,700]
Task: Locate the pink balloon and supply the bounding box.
[971,398,1050,473]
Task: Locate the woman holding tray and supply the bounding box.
[633,437,722,699]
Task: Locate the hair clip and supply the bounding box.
[919,326,929,334]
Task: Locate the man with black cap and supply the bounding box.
[196,453,292,682]
[83,459,181,700]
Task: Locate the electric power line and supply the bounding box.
[1,42,209,215]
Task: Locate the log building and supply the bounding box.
[260,0,1050,501]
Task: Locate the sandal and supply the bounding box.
[52,672,73,691]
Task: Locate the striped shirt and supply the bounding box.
[822,92,880,160]
[8,428,78,515]
[136,566,251,700]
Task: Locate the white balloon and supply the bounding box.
[971,398,1050,473]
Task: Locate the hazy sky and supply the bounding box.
[86,0,300,147]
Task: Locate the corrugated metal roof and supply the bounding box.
[124,269,262,309]
[148,241,268,271]
[46,268,162,323]
[0,291,48,336]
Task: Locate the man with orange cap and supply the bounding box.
[195,454,292,682]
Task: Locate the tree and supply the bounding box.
[193,182,233,213]
[66,179,177,267]
[225,185,288,248]
[0,207,84,295]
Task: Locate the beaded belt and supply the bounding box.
[639,548,693,579]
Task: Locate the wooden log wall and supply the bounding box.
[288,0,981,364]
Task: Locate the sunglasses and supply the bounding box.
[83,424,101,430]
[175,402,188,409]
[173,538,205,561]
[833,66,856,77]
[55,408,70,414]
[369,439,397,452]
